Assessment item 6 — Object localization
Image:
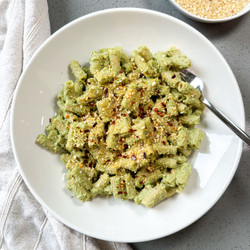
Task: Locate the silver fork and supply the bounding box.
[180,69,250,146]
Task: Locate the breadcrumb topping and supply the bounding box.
[175,0,250,19]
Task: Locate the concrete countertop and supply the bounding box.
[47,1,250,249]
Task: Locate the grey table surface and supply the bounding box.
[47,1,250,249]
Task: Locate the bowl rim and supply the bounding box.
[169,0,250,23]
[10,7,244,242]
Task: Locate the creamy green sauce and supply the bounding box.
[37,45,205,207]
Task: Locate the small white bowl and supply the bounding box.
[169,0,250,23]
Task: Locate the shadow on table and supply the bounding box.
[191,15,248,39]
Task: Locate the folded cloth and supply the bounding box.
[0,1,132,249]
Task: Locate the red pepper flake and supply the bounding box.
[167,98,169,101]
[87,97,90,100]
[89,162,93,168]
[160,82,163,85]
[122,155,127,158]
[160,113,164,117]
[139,180,144,185]
[116,116,120,119]
[131,155,137,161]
[82,118,86,121]
[65,115,69,118]
[177,118,180,122]
[148,112,151,117]
[130,129,135,132]
[132,101,135,105]
[90,139,94,142]
[118,191,123,195]
[123,114,127,117]
[112,121,116,125]
[169,123,173,127]
[154,108,158,112]
[49,118,52,122]
[104,88,108,97]
[119,70,124,74]
[90,102,95,106]
[114,76,118,80]
[162,141,166,146]
[106,159,111,163]
[138,105,146,119]
[161,102,166,107]
[135,175,138,178]
[124,192,127,195]
[171,74,176,79]
[74,144,77,147]
[84,129,90,133]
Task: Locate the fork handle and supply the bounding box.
[202,98,250,146]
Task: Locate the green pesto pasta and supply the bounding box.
[36,45,205,208]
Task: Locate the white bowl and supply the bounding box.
[11,8,244,242]
[169,0,250,23]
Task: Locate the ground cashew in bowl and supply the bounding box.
[174,0,250,19]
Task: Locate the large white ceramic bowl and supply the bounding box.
[169,0,250,23]
[11,8,244,242]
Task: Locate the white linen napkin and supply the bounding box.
[0,1,132,249]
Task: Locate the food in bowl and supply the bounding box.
[36,45,205,208]
[174,0,250,19]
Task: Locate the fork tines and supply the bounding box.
[179,69,196,83]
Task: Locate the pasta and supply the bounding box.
[36,45,205,208]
